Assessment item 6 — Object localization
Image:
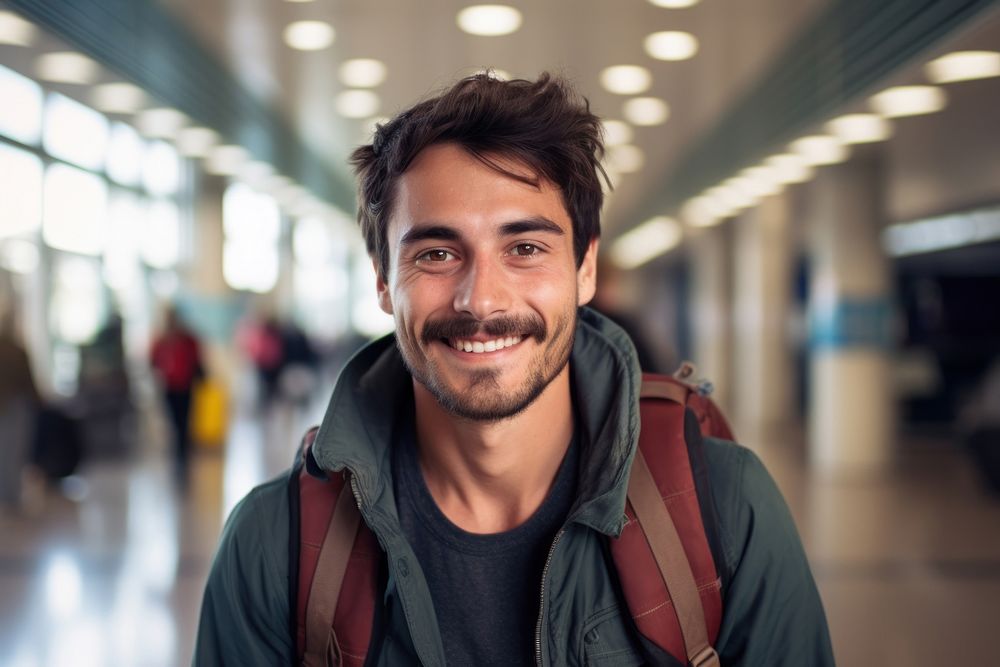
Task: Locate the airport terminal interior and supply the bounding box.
[1,0,1000,665]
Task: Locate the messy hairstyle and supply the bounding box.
[350,72,607,279]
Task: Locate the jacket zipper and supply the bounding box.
[535,528,566,666]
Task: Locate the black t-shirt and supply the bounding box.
[394,416,579,666]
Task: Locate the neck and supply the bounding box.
[412,367,574,533]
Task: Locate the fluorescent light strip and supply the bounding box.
[883,207,1000,257]
[610,216,683,269]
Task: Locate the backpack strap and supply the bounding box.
[303,479,362,666]
[628,448,719,667]
[609,373,724,666]
[294,429,380,667]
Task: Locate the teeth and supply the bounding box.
[450,336,523,353]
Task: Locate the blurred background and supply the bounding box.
[1,0,1000,665]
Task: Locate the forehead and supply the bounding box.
[388,143,571,238]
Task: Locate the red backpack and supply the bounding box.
[288,370,733,667]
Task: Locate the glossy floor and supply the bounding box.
[1,403,998,666]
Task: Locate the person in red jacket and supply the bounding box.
[150,306,204,481]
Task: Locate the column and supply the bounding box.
[731,192,796,449]
[689,224,733,415]
[807,155,893,474]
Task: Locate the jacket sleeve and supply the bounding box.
[193,482,294,666]
[710,443,835,666]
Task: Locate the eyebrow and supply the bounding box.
[398,216,565,247]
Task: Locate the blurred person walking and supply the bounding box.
[150,306,204,482]
[0,315,40,511]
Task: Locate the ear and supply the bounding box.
[576,238,599,306]
[374,259,394,315]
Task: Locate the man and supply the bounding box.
[194,73,833,665]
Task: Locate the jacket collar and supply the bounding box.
[311,306,642,537]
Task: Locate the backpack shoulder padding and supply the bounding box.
[607,373,723,664]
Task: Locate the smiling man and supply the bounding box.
[194,73,833,666]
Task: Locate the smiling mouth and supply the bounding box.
[446,335,523,354]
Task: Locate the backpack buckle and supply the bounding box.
[690,646,720,667]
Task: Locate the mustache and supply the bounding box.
[422,314,547,344]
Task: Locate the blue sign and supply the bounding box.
[809,297,893,349]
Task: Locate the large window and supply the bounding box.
[43,163,108,256]
[222,183,281,293]
[43,91,109,171]
[106,121,144,186]
[0,63,43,144]
[293,216,349,337]
[0,142,43,238]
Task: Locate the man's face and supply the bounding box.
[377,142,598,422]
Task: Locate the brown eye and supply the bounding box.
[419,249,453,262]
[512,243,538,256]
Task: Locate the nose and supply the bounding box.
[453,255,511,320]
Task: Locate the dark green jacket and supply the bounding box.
[194,308,834,666]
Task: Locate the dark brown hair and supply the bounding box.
[350,72,607,279]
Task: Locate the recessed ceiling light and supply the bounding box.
[606,144,645,173]
[623,97,670,126]
[682,196,724,228]
[240,160,276,188]
[825,113,892,144]
[469,67,513,80]
[0,10,37,46]
[926,50,1000,83]
[648,0,700,7]
[91,83,146,114]
[175,126,219,158]
[610,216,683,269]
[644,31,699,61]
[339,59,388,88]
[136,107,188,139]
[36,52,100,84]
[789,135,849,166]
[600,65,652,95]
[456,5,523,36]
[602,120,634,146]
[869,85,946,118]
[336,90,380,118]
[737,166,784,197]
[764,153,814,184]
[205,144,250,176]
[708,183,754,210]
[283,20,335,51]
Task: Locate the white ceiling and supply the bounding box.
[156,0,832,235]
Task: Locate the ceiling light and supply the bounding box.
[869,85,946,118]
[283,20,335,51]
[606,144,645,173]
[926,50,1000,83]
[602,120,634,146]
[456,5,523,36]
[600,65,652,95]
[36,52,100,84]
[0,11,37,46]
[336,90,380,118]
[175,126,219,158]
[644,31,699,61]
[472,67,512,80]
[136,107,187,139]
[623,97,670,126]
[764,153,814,184]
[825,113,892,144]
[205,144,249,176]
[648,0,700,7]
[339,59,388,88]
[682,197,723,228]
[91,83,146,114]
[707,183,754,210]
[610,216,683,269]
[240,160,275,188]
[789,135,849,166]
[738,166,784,197]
